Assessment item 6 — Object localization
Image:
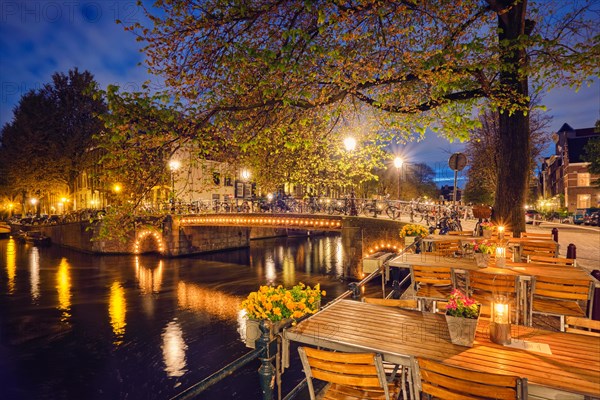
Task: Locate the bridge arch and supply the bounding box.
[364,240,404,256]
[133,229,166,254]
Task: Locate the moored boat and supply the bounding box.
[0,222,10,238]
[17,230,51,246]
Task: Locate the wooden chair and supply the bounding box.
[429,239,461,257]
[491,231,514,240]
[565,316,600,337]
[363,298,418,309]
[298,346,402,400]
[411,265,454,312]
[520,241,558,258]
[520,232,553,240]
[530,276,593,331]
[528,255,576,267]
[468,270,521,324]
[415,357,527,399]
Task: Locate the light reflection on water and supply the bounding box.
[162,319,188,377]
[109,281,127,345]
[56,257,71,322]
[135,256,164,294]
[6,238,16,294]
[0,233,349,399]
[177,281,241,320]
[30,246,40,301]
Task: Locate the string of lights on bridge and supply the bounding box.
[180,216,343,229]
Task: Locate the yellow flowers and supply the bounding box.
[241,282,325,322]
[399,224,429,238]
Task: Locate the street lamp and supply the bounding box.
[30,198,38,215]
[344,136,357,152]
[240,168,251,181]
[393,157,403,200]
[169,159,181,212]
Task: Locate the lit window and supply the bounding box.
[577,194,591,208]
[577,173,590,186]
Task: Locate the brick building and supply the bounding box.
[541,123,599,212]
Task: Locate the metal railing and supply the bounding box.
[169,240,419,400]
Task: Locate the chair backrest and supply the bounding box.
[363,297,418,309]
[432,240,460,257]
[532,276,592,302]
[528,255,575,267]
[565,316,600,337]
[469,271,518,300]
[411,265,453,287]
[521,241,558,258]
[492,231,514,239]
[298,347,391,400]
[448,230,472,236]
[416,357,527,399]
[520,232,553,240]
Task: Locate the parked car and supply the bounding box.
[584,211,599,226]
[574,209,587,225]
[525,209,541,225]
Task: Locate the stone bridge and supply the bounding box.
[158,213,405,278]
[21,213,406,278]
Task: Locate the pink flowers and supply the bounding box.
[446,289,480,319]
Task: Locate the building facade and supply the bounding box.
[541,123,599,212]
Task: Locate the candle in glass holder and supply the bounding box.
[497,225,505,240]
[495,246,506,267]
[490,298,511,345]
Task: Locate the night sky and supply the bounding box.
[1,0,598,184]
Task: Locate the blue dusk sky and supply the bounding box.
[1,1,598,186]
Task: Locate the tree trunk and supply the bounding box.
[493,0,530,236]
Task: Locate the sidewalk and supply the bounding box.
[398,215,599,272]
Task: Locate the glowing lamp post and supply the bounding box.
[241,168,251,181]
[393,157,403,200]
[344,137,358,216]
[169,159,181,212]
[30,198,38,215]
[490,296,511,345]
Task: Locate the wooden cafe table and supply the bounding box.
[388,252,596,325]
[283,300,600,399]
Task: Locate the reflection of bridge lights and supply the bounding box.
[265,257,277,282]
[133,230,165,254]
[176,281,241,319]
[135,257,164,294]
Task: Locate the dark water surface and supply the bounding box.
[0,234,350,400]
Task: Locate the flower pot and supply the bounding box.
[244,318,291,349]
[474,253,490,268]
[482,230,492,239]
[445,312,480,347]
[404,236,416,247]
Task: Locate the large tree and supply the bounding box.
[463,104,552,204]
[0,69,106,206]
[130,0,598,233]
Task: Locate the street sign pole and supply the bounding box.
[448,153,468,206]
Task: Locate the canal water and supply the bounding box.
[0,234,352,400]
